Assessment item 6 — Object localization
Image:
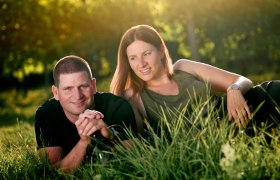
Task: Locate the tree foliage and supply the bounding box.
[0,0,279,88]
[0,0,153,85]
[154,0,280,75]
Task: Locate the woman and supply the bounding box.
[110,24,280,136]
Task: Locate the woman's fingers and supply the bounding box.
[229,107,250,128]
[227,90,251,128]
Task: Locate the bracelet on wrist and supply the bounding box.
[227,83,240,92]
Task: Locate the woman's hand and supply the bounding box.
[227,90,251,128]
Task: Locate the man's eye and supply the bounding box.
[144,52,151,56]
[64,87,72,91]
[81,85,89,89]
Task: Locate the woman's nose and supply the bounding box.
[139,57,146,67]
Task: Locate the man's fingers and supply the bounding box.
[83,122,97,136]
[87,127,98,136]
[84,109,104,119]
[75,114,88,126]
[76,118,90,135]
[76,118,107,137]
[75,110,109,138]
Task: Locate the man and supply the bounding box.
[34,55,137,173]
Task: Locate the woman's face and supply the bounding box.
[126,40,165,82]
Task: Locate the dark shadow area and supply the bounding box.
[0,113,34,127]
[0,87,53,127]
[0,72,53,92]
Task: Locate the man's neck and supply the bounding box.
[66,114,79,124]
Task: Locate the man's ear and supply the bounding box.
[160,44,165,59]
[52,85,59,100]
[92,78,97,94]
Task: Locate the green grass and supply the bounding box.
[1,78,280,179]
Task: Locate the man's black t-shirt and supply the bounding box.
[34,92,137,155]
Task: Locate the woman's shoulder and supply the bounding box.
[173,59,194,67]
[173,59,197,74]
[124,88,142,105]
[173,59,197,76]
[124,88,134,100]
[173,59,214,79]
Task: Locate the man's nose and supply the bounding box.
[74,88,83,99]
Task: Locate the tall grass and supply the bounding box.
[1,84,280,179]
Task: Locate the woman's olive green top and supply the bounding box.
[140,70,211,134]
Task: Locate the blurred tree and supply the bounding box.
[0,0,154,90]
[0,0,279,91]
[150,0,280,76]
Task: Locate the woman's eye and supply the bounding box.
[128,57,135,61]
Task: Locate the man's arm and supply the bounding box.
[37,110,113,173]
[38,138,90,173]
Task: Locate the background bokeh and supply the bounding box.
[1,2,280,178]
[1,0,280,91]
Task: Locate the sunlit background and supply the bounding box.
[1,1,280,178]
[1,0,280,91]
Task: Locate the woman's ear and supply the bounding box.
[52,85,59,100]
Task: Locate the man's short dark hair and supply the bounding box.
[53,55,92,87]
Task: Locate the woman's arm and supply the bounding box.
[173,59,253,128]
[173,59,253,94]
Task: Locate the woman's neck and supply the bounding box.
[145,75,179,96]
[146,74,171,87]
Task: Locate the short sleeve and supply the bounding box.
[111,100,137,138]
[94,93,137,140]
[34,101,61,148]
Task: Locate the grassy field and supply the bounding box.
[1,77,280,179]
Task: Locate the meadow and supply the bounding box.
[1,78,280,179]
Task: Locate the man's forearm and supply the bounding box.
[55,139,90,173]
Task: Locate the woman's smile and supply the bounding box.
[139,67,151,74]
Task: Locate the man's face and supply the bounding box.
[52,71,96,122]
